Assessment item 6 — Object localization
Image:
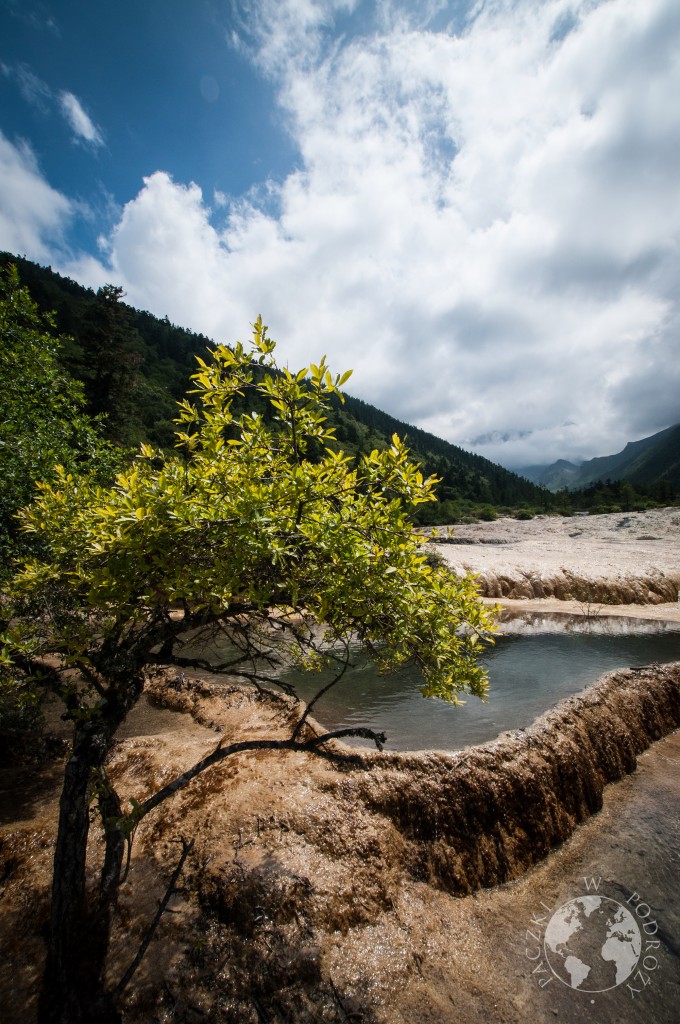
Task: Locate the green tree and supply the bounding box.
[0,264,116,575]
[79,284,144,445]
[1,318,495,1023]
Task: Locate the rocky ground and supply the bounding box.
[2,509,680,1024]
[429,506,680,619]
[3,666,679,1024]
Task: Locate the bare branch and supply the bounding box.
[136,727,385,824]
[228,669,299,697]
[164,653,247,673]
[291,638,353,741]
[112,836,195,1004]
[74,659,108,698]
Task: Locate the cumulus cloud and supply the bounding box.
[0,131,73,261]
[10,0,680,468]
[58,91,104,147]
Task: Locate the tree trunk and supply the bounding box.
[37,660,147,1022]
[38,719,120,1022]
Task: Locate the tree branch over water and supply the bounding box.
[1,312,494,1023]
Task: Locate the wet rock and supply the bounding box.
[199,854,314,935]
[466,568,679,604]
[353,663,680,895]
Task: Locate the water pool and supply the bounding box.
[283,616,680,751]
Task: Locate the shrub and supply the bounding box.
[476,505,497,522]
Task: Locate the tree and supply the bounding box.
[0,265,119,737]
[1,317,495,1023]
[0,263,117,575]
[79,284,144,446]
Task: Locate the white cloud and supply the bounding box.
[58,91,104,147]
[0,132,73,262]
[7,0,680,469]
[232,0,359,72]
[2,62,105,148]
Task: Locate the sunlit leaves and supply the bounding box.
[5,316,495,703]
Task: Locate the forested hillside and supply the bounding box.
[1,253,550,521]
[333,394,548,520]
[521,424,680,492]
[1,253,213,449]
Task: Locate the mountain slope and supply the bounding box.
[1,253,549,519]
[520,458,582,490]
[521,425,680,491]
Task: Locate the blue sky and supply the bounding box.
[1,0,679,469]
[0,1,298,250]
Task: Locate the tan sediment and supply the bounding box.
[485,595,680,626]
[350,663,680,894]
[6,661,679,1023]
[430,506,680,607]
[108,664,680,1021]
[136,661,680,899]
[2,498,680,1024]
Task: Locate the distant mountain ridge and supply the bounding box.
[520,424,680,491]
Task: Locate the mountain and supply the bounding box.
[520,458,582,490]
[520,425,680,491]
[1,253,549,522]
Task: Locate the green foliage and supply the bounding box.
[0,654,44,734]
[6,317,495,704]
[0,264,119,578]
[77,284,144,445]
[0,252,219,450]
[477,505,498,522]
[560,478,677,515]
